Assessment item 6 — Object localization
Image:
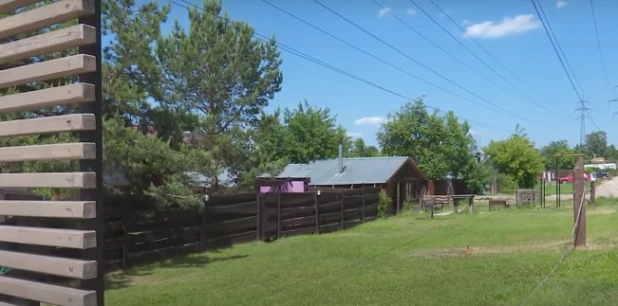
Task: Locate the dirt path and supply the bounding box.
[546,176,618,200]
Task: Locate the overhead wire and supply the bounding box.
[370,0,549,112]
[257,0,522,129]
[311,0,537,125]
[169,0,511,134]
[406,0,550,111]
[532,0,602,132]
[426,0,547,103]
[588,0,611,93]
[534,0,586,98]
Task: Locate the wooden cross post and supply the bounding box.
[573,156,586,247]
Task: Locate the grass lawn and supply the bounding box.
[540,181,592,196]
[106,200,618,306]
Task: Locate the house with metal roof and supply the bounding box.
[275,152,427,215]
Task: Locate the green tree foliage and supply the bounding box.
[377,98,490,192]
[156,0,283,189]
[347,138,381,157]
[484,132,544,188]
[585,131,608,158]
[278,101,350,163]
[539,140,578,170]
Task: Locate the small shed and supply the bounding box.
[255,177,310,193]
[276,156,426,215]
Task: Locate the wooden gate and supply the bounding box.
[0,1,103,305]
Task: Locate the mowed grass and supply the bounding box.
[539,181,592,195]
[106,201,618,306]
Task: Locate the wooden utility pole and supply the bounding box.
[573,156,586,247]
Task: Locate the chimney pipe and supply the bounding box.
[338,142,343,173]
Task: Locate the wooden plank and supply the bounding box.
[0,24,96,65]
[0,172,96,189]
[0,114,96,137]
[0,225,96,249]
[0,275,95,306]
[0,83,95,114]
[0,0,41,14]
[0,250,96,279]
[0,0,95,40]
[0,54,96,89]
[0,143,96,162]
[0,200,95,218]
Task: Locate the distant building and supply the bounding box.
[269,148,426,215]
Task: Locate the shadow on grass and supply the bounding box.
[105,253,248,290]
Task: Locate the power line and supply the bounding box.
[533,0,585,99]
[311,0,536,125]
[169,0,512,134]
[370,0,548,112]
[407,0,549,111]
[589,0,611,93]
[426,0,547,103]
[257,0,520,121]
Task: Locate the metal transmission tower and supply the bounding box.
[575,99,591,146]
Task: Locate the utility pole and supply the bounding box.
[575,99,590,146]
[573,156,586,247]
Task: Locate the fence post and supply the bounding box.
[314,191,319,234]
[276,192,282,239]
[590,181,596,205]
[340,191,345,230]
[121,202,129,267]
[256,193,262,241]
[361,187,366,222]
[200,202,207,251]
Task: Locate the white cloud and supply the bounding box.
[354,116,388,126]
[406,8,416,16]
[556,1,567,8]
[464,14,541,39]
[462,19,470,25]
[378,7,391,18]
[346,132,363,138]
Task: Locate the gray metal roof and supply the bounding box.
[276,156,415,185]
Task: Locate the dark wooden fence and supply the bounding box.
[103,188,381,269]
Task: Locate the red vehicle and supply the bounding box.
[558,173,590,184]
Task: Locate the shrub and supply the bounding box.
[377,191,392,219]
[497,173,518,194]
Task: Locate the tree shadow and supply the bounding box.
[105,253,248,290]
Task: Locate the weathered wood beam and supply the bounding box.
[0,225,96,249]
[0,250,97,279]
[0,114,96,137]
[0,54,95,89]
[0,275,96,306]
[0,172,97,189]
[0,143,96,162]
[0,200,96,218]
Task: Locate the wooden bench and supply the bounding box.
[422,196,450,209]
[488,199,509,210]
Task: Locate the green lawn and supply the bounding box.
[106,200,618,306]
[540,181,592,196]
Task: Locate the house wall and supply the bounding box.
[386,162,426,214]
[260,181,307,193]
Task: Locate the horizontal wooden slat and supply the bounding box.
[0,114,96,137]
[0,250,96,279]
[0,172,96,189]
[0,225,96,249]
[0,275,96,306]
[0,0,95,40]
[0,200,95,218]
[0,143,96,162]
[0,24,96,65]
[0,0,41,14]
[0,83,95,114]
[0,54,96,89]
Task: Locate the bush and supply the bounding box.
[377,191,392,219]
[497,173,518,194]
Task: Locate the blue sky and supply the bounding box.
[133,0,618,148]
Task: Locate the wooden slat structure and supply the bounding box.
[0,1,103,305]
